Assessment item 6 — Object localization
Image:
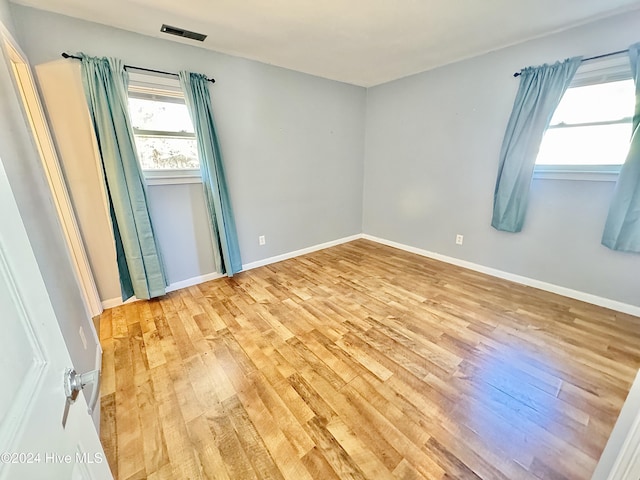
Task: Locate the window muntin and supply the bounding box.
[534,56,634,173]
[128,88,199,171]
[549,80,633,125]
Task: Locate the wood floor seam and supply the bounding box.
[99,239,640,479]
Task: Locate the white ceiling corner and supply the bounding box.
[10,0,640,86]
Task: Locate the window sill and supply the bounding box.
[533,167,620,182]
[143,170,202,186]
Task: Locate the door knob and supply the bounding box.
[62,368,100,428]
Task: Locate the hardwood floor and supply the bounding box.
[98,239,640,479]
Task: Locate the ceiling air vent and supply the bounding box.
[160,24,207,42]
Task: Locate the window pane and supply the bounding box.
[134,136,199,170]
[536,123,631,166]
[128,97,194,133]
[549,79,634,125]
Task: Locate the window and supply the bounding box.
[127,75,200,183]
[534,54,634,179]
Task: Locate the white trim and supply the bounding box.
[533,164,621,182]
[571,52,631,87]
[241,234,363,271]
[101,271,224,309]
[533,170,619,182]
[166,271,224,292]
[101,295,137,310]
[1,29,103,319]
[607,403,640,480]
[145,174,202,186]
[100,233,640,318]
[128,71,182,90]
[143,168,200,178]
[536,63,633,174]
[100,235,361,308]
[362,234,640,318]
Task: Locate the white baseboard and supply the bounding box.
[101,271,225,309]
[362,234,640,318]
[241,234,363,271]
[101,296,135,310]
[100,235,361,309]
[166,272,225,293]
[100,233,640,318]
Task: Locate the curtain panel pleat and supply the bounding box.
[80,55,167,300]
[179,71,242,275]
[492,57,582,233]
[602,43,640,253]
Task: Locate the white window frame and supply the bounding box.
[127,72,201,185]
[533,53,633,182]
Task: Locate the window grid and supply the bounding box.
[534,56,634,177]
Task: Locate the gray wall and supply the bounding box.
[8,3,640,310]
[148,184,216,284]
[0,0,12,30]
[363,10,640,307]
[0,0,98,406]
[11,5,366,303]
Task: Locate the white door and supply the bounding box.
[0,156,113,480]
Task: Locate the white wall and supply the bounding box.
[363,10,640,308]
[0,0,99,413]
[34,60,121,301]
[11,4,366,303]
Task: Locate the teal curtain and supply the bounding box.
[179,72,242,275]
[80,55,167,300]
[602,43,640,253]
[492,57,582,232]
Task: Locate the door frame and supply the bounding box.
[592,369,640,479]
[0,25,103,319]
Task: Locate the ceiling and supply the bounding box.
[11,0,640,86]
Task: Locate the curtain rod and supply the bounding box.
[61,52,215,83]
[513,48,629,78]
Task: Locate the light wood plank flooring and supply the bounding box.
[98,239,640,479]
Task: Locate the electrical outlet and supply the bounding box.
[455,234,464,245]
[79,326,88,350]
[259,235,266,246]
